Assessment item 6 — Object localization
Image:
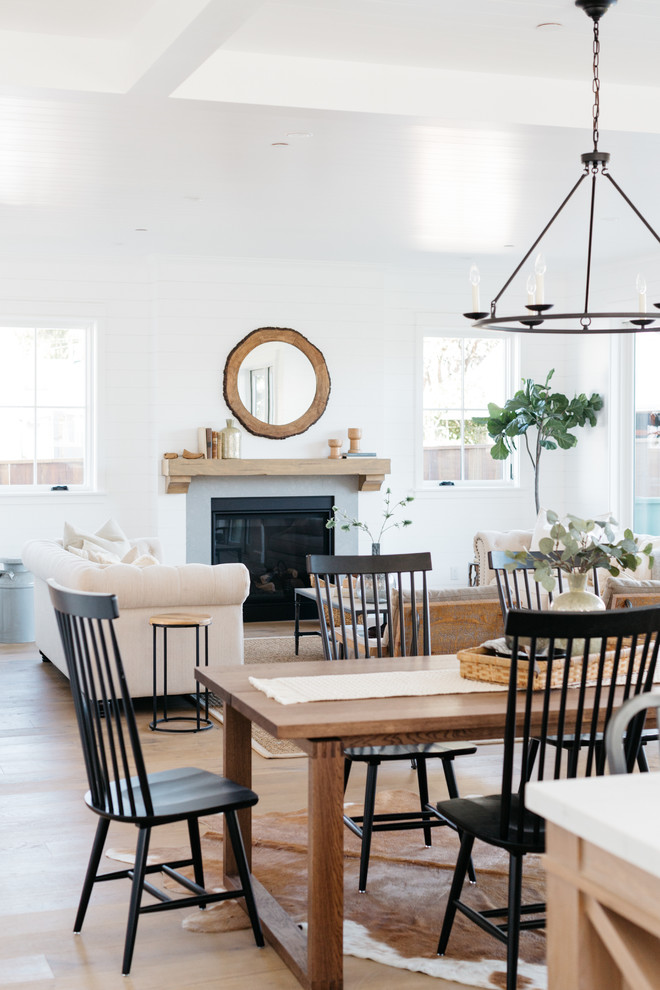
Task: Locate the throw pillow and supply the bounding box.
[121,545,158,567]
[63,519,131,559]
[81,540,122,565]
[602,575,660,609]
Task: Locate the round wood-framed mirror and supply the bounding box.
[223,327,331,439]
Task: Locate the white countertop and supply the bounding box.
[526,773,660,878]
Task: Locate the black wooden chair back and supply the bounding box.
[503,604,660,842]
[306,551,478,894]
[49,580,152,818]
[489,549,601,622]
[306,551,431,660]
[47,578,264,975]
[436,604,660,990]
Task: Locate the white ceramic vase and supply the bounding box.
[550,571,604,653]
[551,571,605,613]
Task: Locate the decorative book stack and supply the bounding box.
[197,427,222,459]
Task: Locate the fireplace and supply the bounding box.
[211,496,335,621]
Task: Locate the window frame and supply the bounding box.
[0,320,96,495]
[416,320,519,492]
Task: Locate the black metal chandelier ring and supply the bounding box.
[465,0,660,336]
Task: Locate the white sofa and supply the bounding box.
[22,537,250,699]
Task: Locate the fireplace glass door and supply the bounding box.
[211,496,335,621]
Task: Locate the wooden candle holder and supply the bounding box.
[328,438,342,459]
[347,428,362,454]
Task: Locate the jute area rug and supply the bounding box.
[208,635,325,759]
[170,789,546,990]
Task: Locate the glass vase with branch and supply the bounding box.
[326,487,414,554]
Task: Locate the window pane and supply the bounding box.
[1,328,34,405]
[423,334,510,484]
[463,339,506,408]
[0,325,90,489]
[0,408,35,485]
[37,328,86,406]
[36,408,85,485]
[464,412,504,481]
[423,338,463,407]
[634,335,660,534]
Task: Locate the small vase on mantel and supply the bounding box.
[221,418,241,459]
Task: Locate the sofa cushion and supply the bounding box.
[602,575,660,609]
[63,518,131,559]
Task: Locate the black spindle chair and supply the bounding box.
[307,552,477,893]
[489,549,654,772]
[436,604,660,990]
[47,579,264,975]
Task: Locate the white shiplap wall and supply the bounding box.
[0,253,613,587]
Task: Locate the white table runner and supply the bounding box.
[248,663,506,705]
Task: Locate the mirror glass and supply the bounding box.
[223,327,331,439]
[236,342,317,425]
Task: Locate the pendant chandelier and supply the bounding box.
[465,0,660,334]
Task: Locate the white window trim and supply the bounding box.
[0,319,97,495]
[415,316,520,493]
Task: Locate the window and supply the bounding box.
[0,325,93,490]
[634,333,660,534]
[422,331,513,485]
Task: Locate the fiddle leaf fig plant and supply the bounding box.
[484,370,603,514]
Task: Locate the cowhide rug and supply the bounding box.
[108,790,546,989]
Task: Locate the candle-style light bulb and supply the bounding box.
[534,253,546,305]
[469,263,481,311]
[636,273,647,313]
[526,273,536,305]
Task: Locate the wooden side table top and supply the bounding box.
[149,612,212,627]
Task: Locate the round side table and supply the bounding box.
[149,612,213,732]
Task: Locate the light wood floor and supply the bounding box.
[1,624,508,990]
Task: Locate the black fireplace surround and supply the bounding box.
[211,496,335,621]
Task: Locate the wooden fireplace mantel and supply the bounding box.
[161,457,391,494]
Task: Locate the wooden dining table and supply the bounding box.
[195,654,612,990]
[195,654,508,989]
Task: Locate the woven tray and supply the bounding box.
[457,644,635,691]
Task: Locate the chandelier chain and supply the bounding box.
[592,20,600,151]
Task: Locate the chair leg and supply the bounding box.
[437,832,475,956]
[343,756,352,791]
[187,817,205,891]
[122,826,151,976]
[525,737,540,782]
[441,759,477,885]
[637,742,650,772]
[358,762,379,893]
[505,854,523,990]
[224,810,264,947]
[74,816,110,933]
[415,757,432,847]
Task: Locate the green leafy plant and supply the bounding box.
[484,370,603,514]
[507,510,653,593]
[326,488,414,549]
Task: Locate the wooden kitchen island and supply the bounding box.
[527,773,660,990]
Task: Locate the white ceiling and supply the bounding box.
[0,0,659,270]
